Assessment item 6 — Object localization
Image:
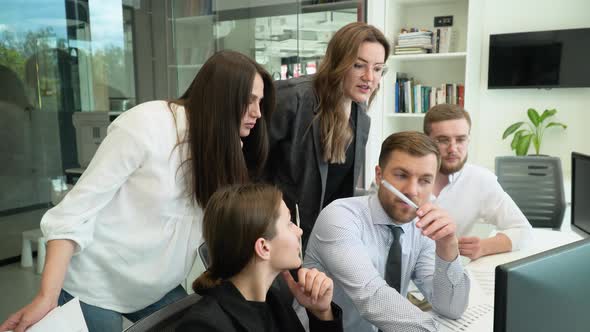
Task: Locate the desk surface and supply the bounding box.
[467,228,585,273]
[433,227,586,332]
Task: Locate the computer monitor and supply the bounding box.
[493,238,590,332]
[572,152,590,235]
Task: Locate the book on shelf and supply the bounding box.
[433,27,457,53]
[432,29,439,53]
[404,80,413,113]
[395,50,429,55]
[428,86,436,111]
[436,88,445,105]
[396,41,432,48]
[393,81,400,113]
[398,29,433,37]
[457,85,465,107]
[395,73,408,113]
[395,46,431,51]
[445,84,453,104]
[398,37,432,44]
[395,47,429,55]
[414,84,422,114]
[422,86,432,113]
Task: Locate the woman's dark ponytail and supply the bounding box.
[192,269,222,293]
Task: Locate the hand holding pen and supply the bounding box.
[380,180,458,260]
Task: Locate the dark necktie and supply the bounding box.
[385,226,403,292]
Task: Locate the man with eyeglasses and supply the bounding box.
[423,104,532,260]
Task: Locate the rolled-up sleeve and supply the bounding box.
[41,121,148,253]
[483,181,533,251]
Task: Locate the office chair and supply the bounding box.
[123,293,202,332]
[495,156,565,229]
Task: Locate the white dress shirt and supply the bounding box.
[41,101,203,312]
[434,163,533,250]
[303,194,470,332]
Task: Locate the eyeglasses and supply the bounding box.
[433,136,470,149]
[352,62,388,79]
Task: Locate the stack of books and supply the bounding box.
[394,29,433,55]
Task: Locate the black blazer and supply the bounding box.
[266,76,370,248]
[175,281,343,332]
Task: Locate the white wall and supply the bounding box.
[472,0,590,177]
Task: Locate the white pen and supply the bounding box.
[295,203,303,259]
[380,179,419,210]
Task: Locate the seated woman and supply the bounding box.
[176,183,343,332]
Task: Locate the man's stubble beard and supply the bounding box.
[377,189,417,224]
[440,153,468,175]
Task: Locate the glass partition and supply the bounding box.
[168,0,364,96]
[0,0,141,262]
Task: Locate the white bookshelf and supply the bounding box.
[385,112,425,118]
[385,0,470,126]
[390,51,467,61]
[168,2,359,96]
[376,0,483,133]
[365,0,483,183]
[168,12,215,95]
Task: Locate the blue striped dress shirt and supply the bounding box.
[303,194,470,332]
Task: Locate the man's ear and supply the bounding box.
[253,237,271,261]
[375,165,382,184]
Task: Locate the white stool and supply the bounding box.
[21,228,47,274]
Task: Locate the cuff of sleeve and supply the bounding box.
[41,217,95,255]
[435,255,465,286]
[497,228,532,251]
[44,234,85,254]
[307,302,343,331]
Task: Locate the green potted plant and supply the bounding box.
[502,108,567,156]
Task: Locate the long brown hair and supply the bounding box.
[171,50,275,207]
[192,184,283,292]
[314,22,390,163]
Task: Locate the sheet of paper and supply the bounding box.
[467,268,495,297]
[429,271,494,332]
[432,302,494,332]
[27,298,88,332]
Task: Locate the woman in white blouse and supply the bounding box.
[0,50,275,332]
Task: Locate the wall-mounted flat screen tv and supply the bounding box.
[488,28,590,89]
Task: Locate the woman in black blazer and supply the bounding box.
[266,22,391,249]
[176,184,343,332]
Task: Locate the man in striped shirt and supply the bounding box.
[303,131,470,332]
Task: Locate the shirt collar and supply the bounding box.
[446,164,467,184]
[433,164,467,200]
[368,194,414,233]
